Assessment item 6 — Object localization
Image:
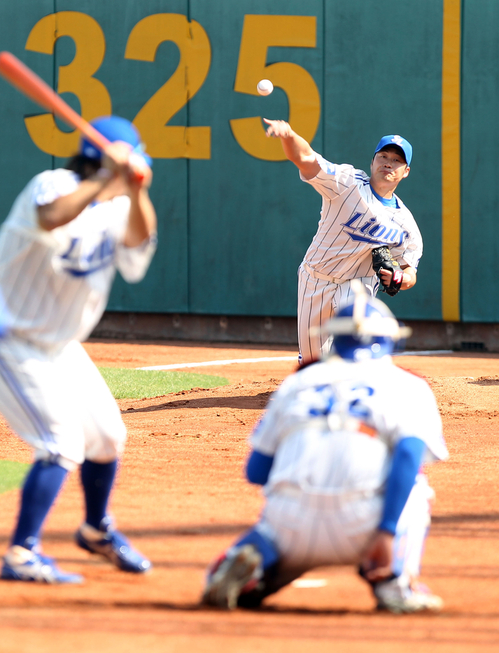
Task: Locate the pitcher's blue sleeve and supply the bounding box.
[379,436,426,535]
[246,450,274,485]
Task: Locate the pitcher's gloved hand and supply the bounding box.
[372,246,404,296]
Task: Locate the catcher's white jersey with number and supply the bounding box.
[251,357,447,492]
[250,357,447,569]
[0,168,155,349]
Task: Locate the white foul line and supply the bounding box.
[137,356,297,371]
[137,350,453,371]
[395,350,453,356]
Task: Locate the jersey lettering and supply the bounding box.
[343,212,363,228]
[348,384,375,421]
[59,232,116,276]
[360,218,377,234]
[342,211,409,247]
[368,224,386,237]
[303,382,375,424]
[304,384,336,416]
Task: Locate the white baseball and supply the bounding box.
[257,79,273,96]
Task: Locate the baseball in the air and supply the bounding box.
[257,79,273,96]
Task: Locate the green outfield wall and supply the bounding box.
[0,1,490,324]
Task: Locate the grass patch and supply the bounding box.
[98,367,229,399]
[0,460,29,494]
[0,369,227,492]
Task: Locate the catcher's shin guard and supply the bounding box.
[202,544,263,609]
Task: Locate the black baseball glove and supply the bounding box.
[371,246,404,297]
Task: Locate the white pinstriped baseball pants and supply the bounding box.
[297,263,380,363]
[255,474,433,578]
[0,336,126,470]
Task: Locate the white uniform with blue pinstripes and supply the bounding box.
[297,156,422,362]
[0,168,155,469]
[250,356,448,575]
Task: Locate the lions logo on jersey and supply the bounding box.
[342,212,409,247]
[58,231,116,277]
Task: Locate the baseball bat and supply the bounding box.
[0,51,145,180]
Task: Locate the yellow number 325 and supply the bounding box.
[24,11,320,161]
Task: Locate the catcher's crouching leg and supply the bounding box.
[202,527,280,609]
[359,475,443,614]
[237,563,305,608]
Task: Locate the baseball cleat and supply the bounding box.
[75,517,151,573]
[202,544,263,610]
[374,577,443,614]
[1,546,83,584]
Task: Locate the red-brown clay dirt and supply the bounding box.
[1,340,498,652]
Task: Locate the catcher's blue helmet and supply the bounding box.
[79,116,152,166]
[327,282,411,361]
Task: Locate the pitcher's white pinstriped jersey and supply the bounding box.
[301,155,422,279]
[0,168,155,349]
[251,357,447,499]
[297,155,422,363]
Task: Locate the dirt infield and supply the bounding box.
[1,340,499,653]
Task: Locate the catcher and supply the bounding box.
[202,285,448,614]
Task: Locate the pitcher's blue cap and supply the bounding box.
[79,116,152,166]
[374,135,412,166]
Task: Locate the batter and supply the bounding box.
[264,120,422,364]
[202,287,448,613]
[0,116,156,583]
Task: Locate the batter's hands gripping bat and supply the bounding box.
[0,51,145,181]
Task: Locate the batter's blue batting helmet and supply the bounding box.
[327,281,411,361]
[79,116,152,166]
